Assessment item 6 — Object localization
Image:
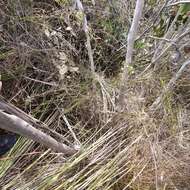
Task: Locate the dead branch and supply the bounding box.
[0,110,77,156]
[150,59,190,111]
[75,0,95,75]
[152,10,181,68]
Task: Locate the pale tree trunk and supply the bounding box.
[118,0,145,109]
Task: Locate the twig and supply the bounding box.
[167,0,190,7]
[149,35,181,64]
[0,110,77,156]
[152,30,190,70]
[118,0,145,107]
[62,113,81,145]
[150,59,190,111]
[152,9,181,67]
[149,35,176,44]
[24,76,58,87]
[137,0,170,40]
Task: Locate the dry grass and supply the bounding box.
[1,0,190,190]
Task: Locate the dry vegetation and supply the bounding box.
[1,0,190,189]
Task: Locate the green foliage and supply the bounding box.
[153,16,166,37]
[179,3,190,15]
[154,3,190,37]
[124,64,135,75]
[75,11,85,25]
[55,0,71,5]
[134,40,146,49]
[147,0,157,6]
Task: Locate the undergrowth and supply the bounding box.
[1,0,190,190]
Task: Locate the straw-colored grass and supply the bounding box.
[1,0,190,189]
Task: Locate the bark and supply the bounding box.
[0,96,77,156]
[118,0,145,108]
[0,110,77,156]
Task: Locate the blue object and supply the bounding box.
[0,134,17,156]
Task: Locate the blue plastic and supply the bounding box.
[0,134,17,156]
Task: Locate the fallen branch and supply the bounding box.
[0,110,77,156]
[0,74,77,156]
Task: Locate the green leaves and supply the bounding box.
[153,3,190,37]
[179,3,190,16]
[153,16,166,37]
